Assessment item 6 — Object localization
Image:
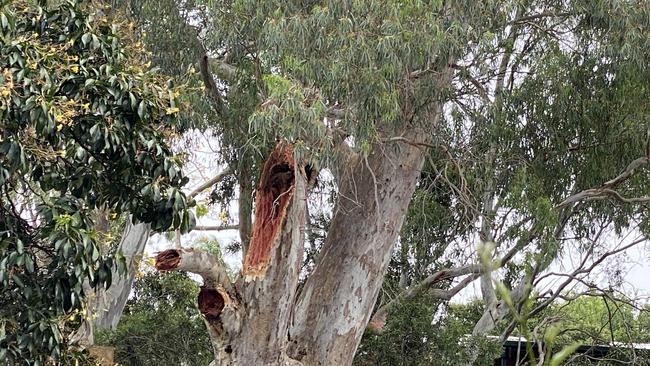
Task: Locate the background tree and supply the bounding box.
[0,0,192,363]
[96,271,213,366]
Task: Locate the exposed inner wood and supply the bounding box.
[154,249,181,271]
[198,287,225,320]
[242,142,295,279]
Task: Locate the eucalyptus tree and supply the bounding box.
[147,1,650,365]
[5,0,649,365]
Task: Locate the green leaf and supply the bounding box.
[549,343,580,366]
[137,100,146,118]
[81,33,91,46]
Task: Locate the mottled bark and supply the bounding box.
[72,221,151,345]
[157,142,307,365]
[156,122,439,366]
[287,124,433,365]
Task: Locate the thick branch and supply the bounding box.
[242,142,296,279]
[209,58,238,81]
[155,248,232,292]
[198,42,227,116]
[450,64,490,102]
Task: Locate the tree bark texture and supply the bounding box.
[72,221,151,346]
[155,125,435,365]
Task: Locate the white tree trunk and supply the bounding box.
[73,221,150,346]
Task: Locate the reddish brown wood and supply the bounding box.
[243,142,296,279]
[155,249,181,271]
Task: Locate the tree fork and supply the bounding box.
[155,141,307,365]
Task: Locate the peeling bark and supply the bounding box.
[155,247,242,365]
[156,142,307,366]
[233,142,307,365]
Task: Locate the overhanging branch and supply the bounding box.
[557,157,650,209]
[367,264,483,333]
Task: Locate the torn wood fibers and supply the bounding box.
[153,141,302,362]
[242,142,296,280]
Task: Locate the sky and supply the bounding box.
[146,130,650,308]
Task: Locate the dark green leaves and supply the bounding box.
[0,0,192,363]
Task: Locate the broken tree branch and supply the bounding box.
[155,248,233,291]
[155,247,241,363]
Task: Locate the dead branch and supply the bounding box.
[188,167,233,200]
[367,264,483,333]
[194,224,239,231]
[242,142,296,279]
[155,248,233,291]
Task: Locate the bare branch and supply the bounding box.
[450,64,490,102]
[367,264,482,333]
[529,236,647,318]
[194,224,239,231]
[603,157,649,187]
[199,53,225,114]
[430,273,482,301]
[557,157,650,209]
[188,167,233,200]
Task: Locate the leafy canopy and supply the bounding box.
[0,0,193,363]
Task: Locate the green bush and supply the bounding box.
[96,271,212,366]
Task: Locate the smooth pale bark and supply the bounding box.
[287,124,433,365]
[94,222,151,329]
[72,221,151,345]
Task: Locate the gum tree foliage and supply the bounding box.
[43,0,650,365]
[0,0,193,363]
